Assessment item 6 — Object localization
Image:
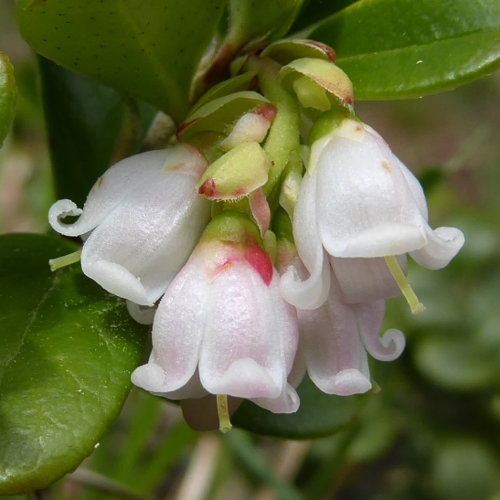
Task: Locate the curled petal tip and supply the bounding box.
[411,226,465,270]
[363,328,406,362]
[279,260,330,310]
[48,199,84,236]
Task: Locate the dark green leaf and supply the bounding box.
[233,375,366,438]
[290,0,359,33]
[0,234,148,495]
[0,51,16,147]
[305,0,500,99]
[16,0,226,121]
[228,0,304,51]
[38,57,125,207]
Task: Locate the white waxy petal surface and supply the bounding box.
[49,150,173,237]
[81,169,210,305]
[126,301,156,325]
[315,129,429,258]
[410,226,465,270]
[253,383,300,414]
[298,272,371,396]
[331,255,406,303]
[199,266,296,399]
[147,258,210,392]
[353,299,406,362]
[280,170,330,309]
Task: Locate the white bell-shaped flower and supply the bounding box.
[131,213,300,414]
[281,119,464,308]
[297,269,405,396]
[48,145,211,306]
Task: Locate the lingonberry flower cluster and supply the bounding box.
[48,40,464,432]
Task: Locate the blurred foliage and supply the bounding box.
[1,0,500,498]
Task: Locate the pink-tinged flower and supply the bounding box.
[131,213,300,415]
[295,268,405,396]
[281,118,465,309]
[48,145,211,306]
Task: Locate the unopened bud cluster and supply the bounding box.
[48,39,464,431]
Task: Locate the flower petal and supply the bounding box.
[145,258,210,392]
[299,272,371,396]
[410,226,465,270]
[331,255,406,303]
[315,127,429,258]
[252,383,300,414]
[126,300,156,325]
[80,168,210,305]
[48,150,172,236]
[280,170,330,309]
[200,265,296,399]
[352,300,406,361]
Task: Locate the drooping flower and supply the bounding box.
[131,212,300,421]
[296,266,405,396]
[281,117,465,310]
[48,145,211,306]
[274,244,404,397]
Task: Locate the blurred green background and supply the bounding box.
[2,0,500,498]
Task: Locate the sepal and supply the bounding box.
[262,38,336,65]
[281,57,354,110]
[197,142,270,201]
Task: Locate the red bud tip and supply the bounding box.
[256,103,277,122]
[198,178,217,198]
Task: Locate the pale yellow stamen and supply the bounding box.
[384,255,425,315]
[49,250,82,272]
[216,394,232,434]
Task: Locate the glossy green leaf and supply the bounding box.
[305,0,500,99]
[233,375,366,439]
[16,0,226,121]
[191,72,257,113]
[0,233,148,495]
[290,0,359,32]
[0,51,16,147]
[38,57,125,208]
[228,0,304,52]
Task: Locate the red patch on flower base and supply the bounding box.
[244,246,273,286]
[256,103,277,122]
[198,178,217,198]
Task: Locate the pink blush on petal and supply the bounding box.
[244,245,273,286]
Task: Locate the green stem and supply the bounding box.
[246,56,301,198]
[49,249,82,271]
[385,255,425,315]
